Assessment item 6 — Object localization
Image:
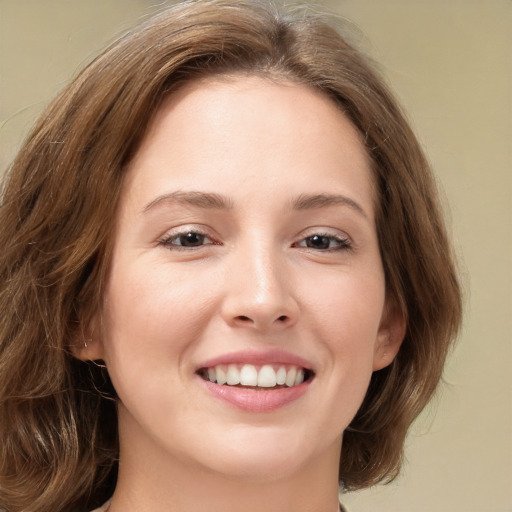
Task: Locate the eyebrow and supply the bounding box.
[292,193,368,218]
[142,190,367,218]
[142,191,234,212]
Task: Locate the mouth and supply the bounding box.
[197,363,314,390]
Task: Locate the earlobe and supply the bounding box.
[70,317,105,361]
[70,310,106,361]
[72,336,105,361]
[373,302,406,371]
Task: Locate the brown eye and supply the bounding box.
[305,235,331,249]
[296,234,351,251]
[175,232,206,247]
[160,231,214,249]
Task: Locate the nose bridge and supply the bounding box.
[222,234,298,329]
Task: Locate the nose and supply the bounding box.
[221,244,299,332]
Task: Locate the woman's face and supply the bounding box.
[93,76,402,482]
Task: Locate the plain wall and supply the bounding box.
[1,1,510,511]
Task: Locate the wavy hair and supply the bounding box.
[0,1,462,510]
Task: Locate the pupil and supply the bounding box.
[180,233,203,246]
[307,235,330,249]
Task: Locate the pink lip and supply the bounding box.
[196,349,314,413]
[196,349,314,371]
[199,378,310,412]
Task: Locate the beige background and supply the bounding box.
[0,1,510,511]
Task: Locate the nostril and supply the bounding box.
[231,314,292,328]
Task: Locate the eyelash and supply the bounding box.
[293,233,352,252]
[158,229,216,250]
[158,229,352,252]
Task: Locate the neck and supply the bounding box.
[108,419,342,512]
[111,464,341,512]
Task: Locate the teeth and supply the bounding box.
[203,364,308,388]
[257,365,277,387]
[226,364,240,385]
[285,366,297,387]
[216,366,227,385]
[276,366,287,385]
[240,364,258,386]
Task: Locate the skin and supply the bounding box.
[82,76,404,512]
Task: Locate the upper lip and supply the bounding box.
[196,349,314,372]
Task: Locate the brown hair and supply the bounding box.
[0,1,462,510]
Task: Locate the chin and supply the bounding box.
[192,427,332,484]
[205,453,306,484]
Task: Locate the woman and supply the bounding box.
[0,1,462,511]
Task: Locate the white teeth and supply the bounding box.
[216,366,227,385]
[257,365,277,387]
[226,364,240,385]
[285,366,297,387]
[276,366,287,385]
[240,364,258,386]
[203,363,309,388]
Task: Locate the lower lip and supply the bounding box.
[199,378,310,412]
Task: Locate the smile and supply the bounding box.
[198,363,313,389]
[196,351,315,412]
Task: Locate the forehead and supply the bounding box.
[123,75,375,215]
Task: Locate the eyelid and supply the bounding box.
[156,225,352,251]
[293,228,353,251]
[157,225,218,249]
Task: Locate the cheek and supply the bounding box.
[301,269,385,393]
[303,266,386,342]
[99,260,219,390]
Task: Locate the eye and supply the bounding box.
[159,230,215,249]
[295,233,351,251]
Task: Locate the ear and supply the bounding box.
[73,337,105,362]
[70,316,105,362]
[373,299,406,371]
